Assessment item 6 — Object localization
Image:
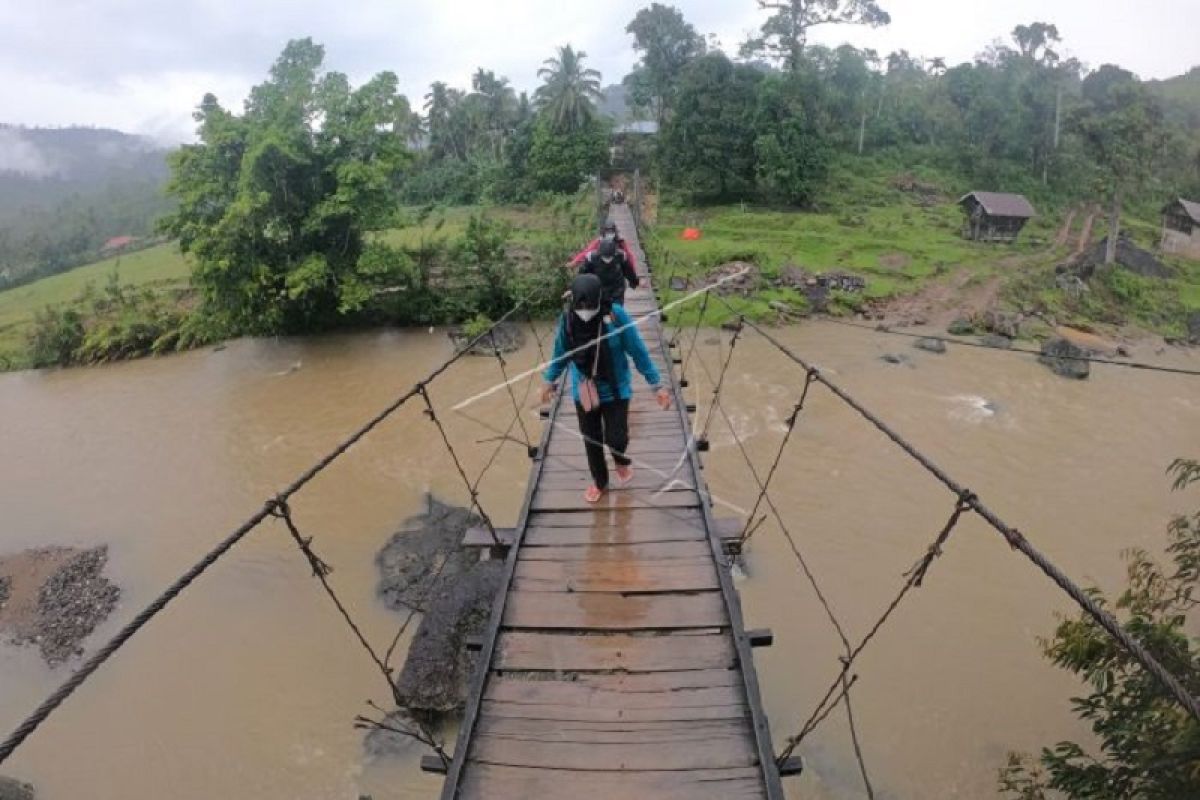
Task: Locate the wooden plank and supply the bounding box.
[468,729,757,771]
[484,676,742,708]
[479,699,748,724]
[475,717,751,743]
[567,668,739,692]
[534,470,696,492]
[457,764,766,800]
[512,560,718,593]
[527,507,704,528]
[538,454,687,472]
[503,590,727,630]
[530,488,700,512]
[494,631,735,672]
[523,526,706,547]
[519,540,714,561]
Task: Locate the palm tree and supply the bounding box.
[470,68,517,158]
[534,45,603,132]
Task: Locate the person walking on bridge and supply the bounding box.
[569,221,638,273]
[541,274,670,503]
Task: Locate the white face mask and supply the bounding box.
[601,256,614,264]
[574,308,599,323]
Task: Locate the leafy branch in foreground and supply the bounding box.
[1000,459,1200,799]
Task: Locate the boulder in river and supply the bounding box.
[376,496,481,612]
[1038,337,1091,379]
[393,559,503,714]
[0,776,35,800]
[1187,311,1200,345]
[979,334,1013,350]
[880,353,914,367]
[947,317,975,336]
[913,337,947,354]
[447,322,525,356]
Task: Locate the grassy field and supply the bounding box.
[646,163,1199,335]
[0,243,190,368]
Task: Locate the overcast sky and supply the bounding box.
[1,0,1197,144]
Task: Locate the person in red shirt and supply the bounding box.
[569,222,638,272]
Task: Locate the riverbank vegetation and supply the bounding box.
[999,458,1200,799]
[3,1,1200,372]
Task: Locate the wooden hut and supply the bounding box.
[958,192,1037,243]
[1160,198,1200,260]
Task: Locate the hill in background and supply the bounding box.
[0,125,173,288]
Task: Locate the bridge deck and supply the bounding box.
[439,204,783,800]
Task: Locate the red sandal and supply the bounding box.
[584,485,603,503]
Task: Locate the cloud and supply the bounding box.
[0,128,59,176]
[0,0,1196,144]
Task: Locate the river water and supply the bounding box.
[0,323,1196,799]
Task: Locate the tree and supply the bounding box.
[753,75,830,205]
[162,39,412,334]
[424,81,466,160]
[534,45,603,132]
[1075,66,1168,264]
[660,53,762,201]
[469,68,518,159]
[624,3,706,127]
[742,0,891,73]
[1012,22,1061,65]
[1000,459,1200,800]
[527,116,609,193]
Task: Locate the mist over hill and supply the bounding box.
[0,125,173,287]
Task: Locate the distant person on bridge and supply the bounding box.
[569,221,638,274]
[578,236,639,308]
[541,274,671,503]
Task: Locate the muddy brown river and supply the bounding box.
[1,323,1197,799]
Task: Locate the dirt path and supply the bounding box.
[1054,207,1078,248]
[1075,205,1100,256]
[874,268,1003,328]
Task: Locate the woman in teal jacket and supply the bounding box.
[541,274,671,502]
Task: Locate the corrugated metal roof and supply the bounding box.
[1171,197,1200,223]
[614,121,658,135]
[958,191,1037,219]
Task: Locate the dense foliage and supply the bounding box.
[160,39,415,335]
[999,459,1200,799]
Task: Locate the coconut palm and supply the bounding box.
[534,45,603,132]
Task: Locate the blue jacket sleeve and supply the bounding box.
[542,316,570,384]
[616,307,661,388]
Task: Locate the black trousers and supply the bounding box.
[575,399,631,490]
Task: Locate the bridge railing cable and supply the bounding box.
[0,289,541,767]
[713,300,1200,724]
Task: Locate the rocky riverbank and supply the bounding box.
[0,545,120,666]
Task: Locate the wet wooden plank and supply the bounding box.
[566,668,740,692]
[533,470,696,492]
[538,453,687,472]
[494,631,735,672]
[468,729,757,770]
[479,699,748,724]
[526,507,704,528]
[523,525,707,546]
[519,540,714,561]
[512,560,718,593]
[457,764,767,800]
[503,590,727,630]
[530,488,700,512]
[475,716,751,744]
[484,676,741,708]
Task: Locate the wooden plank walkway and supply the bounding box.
[438,203,785,800]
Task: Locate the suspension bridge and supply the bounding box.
[0,181,1197,800]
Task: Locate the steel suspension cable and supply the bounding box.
[0,290,539,766]
[728,308,1200,724]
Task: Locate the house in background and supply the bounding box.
[1160,198,1200,260]
[958,192,1037,243]
[101,235,138,254]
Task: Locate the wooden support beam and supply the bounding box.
[465,634,484,652]
[421,754,449,775]
[746,629,774,648]
[463,527,516,548]
[778,755,803,776]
